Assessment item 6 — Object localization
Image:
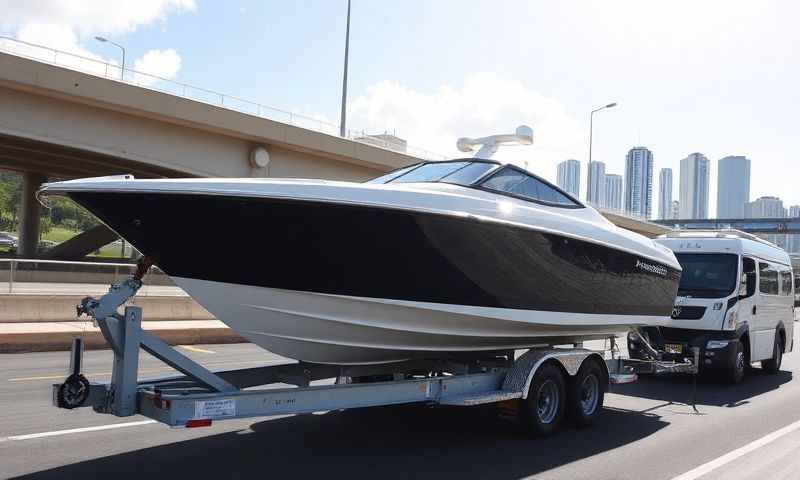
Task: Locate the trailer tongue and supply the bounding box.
[53,260,699,435]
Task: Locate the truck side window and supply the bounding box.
[759,262,779,295]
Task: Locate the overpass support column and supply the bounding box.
[18,172,46,257]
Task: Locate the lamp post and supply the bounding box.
[339,0,351,138]
[95,36,125,80]
[587,102,617,203]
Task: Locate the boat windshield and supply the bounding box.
[675,253,739,298]
[366,161,499,185]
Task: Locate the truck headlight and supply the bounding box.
[706,340,730,349]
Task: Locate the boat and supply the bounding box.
[38,158,681,365]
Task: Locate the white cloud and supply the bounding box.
[0,1,192,82]
[348,73,585,182]
[133,49,181,84]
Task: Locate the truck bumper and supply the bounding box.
[628,327,740,371]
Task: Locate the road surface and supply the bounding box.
[1,333,799,479]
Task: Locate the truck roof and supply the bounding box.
[656,229,792,267]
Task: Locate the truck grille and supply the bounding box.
[670,305,706,320]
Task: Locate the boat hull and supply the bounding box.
[65,190,681,364]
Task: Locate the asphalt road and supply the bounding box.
[1,333,799,480]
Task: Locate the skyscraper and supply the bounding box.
[679,153,710,219]
[747,196,788,248]
[717,156,751,218]
[624,147,654,218]
[556,159,581,198]
[587,161,605,206]
[788,206,800,253]
[658,168,673,220]
[671,201,680,220]
[604,174,623,211]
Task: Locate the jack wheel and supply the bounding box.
[57,374,90,409]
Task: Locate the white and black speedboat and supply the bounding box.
[39,159,681,364]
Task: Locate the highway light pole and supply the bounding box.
[587,102,617,203]
[95,36,125,80]
[339,0,351,138]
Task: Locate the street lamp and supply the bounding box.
[339,0,351,138]
[95,36,125,80]
[586,102,617,203]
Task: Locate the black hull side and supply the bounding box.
[69,192,680,316]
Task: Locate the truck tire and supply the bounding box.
[521,363,566,436]
[762,333,784,374]
[726,340,746,385]
[567,358,606,427]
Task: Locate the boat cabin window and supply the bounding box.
[365,160,499,185]
[675,253,738,298]
[480,167,578,206]
[759,262,779,296]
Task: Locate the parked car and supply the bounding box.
[0,232,18,249]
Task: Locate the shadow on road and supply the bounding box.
[612,367,793,408]
[14,404,668,480]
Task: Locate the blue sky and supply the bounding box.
[1,0,798,214]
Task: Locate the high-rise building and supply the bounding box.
[624,147,654,218]
[717,156,751,218]
[671,201,680,220]
[746,196,786,218]
[604,174,623,211]
[556,159,581,198]
[587,161,606,206]
[658,168,673,220]
[679,153,710,219]
[747,196,788,248]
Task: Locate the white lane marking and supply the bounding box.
[1,420,157,442]
[178,345,216,354]
[671,418,800,480]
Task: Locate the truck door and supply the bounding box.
[737,257,758,343]
[752,261,780,361]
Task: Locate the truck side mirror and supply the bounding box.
[741,272,756,298]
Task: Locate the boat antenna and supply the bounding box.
[456,125,534,159]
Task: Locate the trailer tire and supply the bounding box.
[762,332,784,374]
[521,362,566,436]
[567,358,605,428]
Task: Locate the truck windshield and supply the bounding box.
[675,253,739,298]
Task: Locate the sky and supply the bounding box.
[1,0,798,216]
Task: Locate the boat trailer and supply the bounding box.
[53,265,700,431]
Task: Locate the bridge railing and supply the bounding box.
[0,36,445,162]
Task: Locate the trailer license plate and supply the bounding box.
[665,343,683,354]
[194,398,236,419]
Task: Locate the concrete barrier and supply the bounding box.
[0,294,214,322]
[0,320,244,353]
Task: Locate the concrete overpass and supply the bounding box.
[653,217,800,234]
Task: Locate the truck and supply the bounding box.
[629,230,795,384]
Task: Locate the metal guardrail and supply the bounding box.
[0,258,166,294]
[0,35,446,161]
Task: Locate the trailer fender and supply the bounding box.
[502,349,608,399]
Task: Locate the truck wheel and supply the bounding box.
[726,341,746,385]
[567,358,605,427]
[521,363,566,436]
[762,334,784,374]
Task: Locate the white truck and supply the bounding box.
[630,230,795,384]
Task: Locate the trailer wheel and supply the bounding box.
[567,358,605,427]
[521,363,566,436]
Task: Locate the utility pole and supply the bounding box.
[339,0,351,138]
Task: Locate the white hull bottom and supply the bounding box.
[173,278,668,364]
